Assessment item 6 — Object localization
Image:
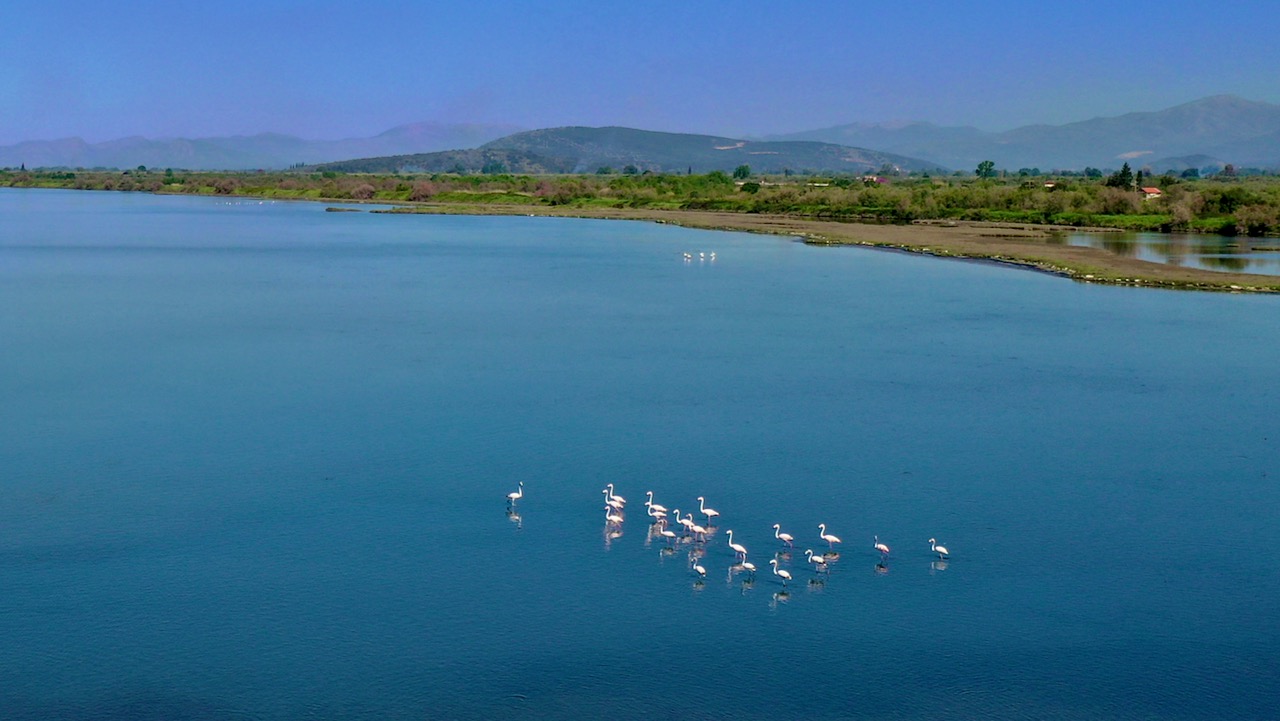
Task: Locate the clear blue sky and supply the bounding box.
[3,0,1278,144]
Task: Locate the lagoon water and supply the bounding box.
[1059,230,1280,275]
[2,188,1278,720]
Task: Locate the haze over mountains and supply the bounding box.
[3,95,1279,173]
[770,95,1280,172]
[0,123,521,171]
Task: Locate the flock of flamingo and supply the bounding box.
[505,481,951,586]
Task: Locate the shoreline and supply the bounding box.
[370,202,1280,294]
[5,185,1278,293]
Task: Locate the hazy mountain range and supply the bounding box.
[0,123,522,171]
[313,127,941,175]
[4,95,1280,173]
[768,95,1280,171]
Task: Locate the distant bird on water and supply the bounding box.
[873,535,891,557]
[506,481,524,506]
[929,538,950,559]
[725,530,748,559]
[605,483,626,506]
[691,555,707,580]
[772,523,794,548]
[805,549,830,573]
[818,524,842,549]
[697,496,720,524]
[769,558,792,586]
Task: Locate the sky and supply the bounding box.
[2,0,1279,145]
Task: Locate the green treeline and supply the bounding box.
[4,167,1280,236]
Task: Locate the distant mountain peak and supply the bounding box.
[479,125,943,174]
[770,94,1280,171]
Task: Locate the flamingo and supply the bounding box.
[603,488,624,512]
[929,538,950,559]
[772,523,794,548]
[673,509,694,533]
[689,520,709,542]
[646,505,667,522]
[657,526,678,543]
[769,558,792,586]
[605,483,626,506]
[818,523,842,549]
[725,530,748,559]
[506,481,524,505]
[690,554,707,580]
[805,549,830,573]
[644,491,667,514]
[874,535,891,557]
[697,496,720,525]
[605,507,624,526]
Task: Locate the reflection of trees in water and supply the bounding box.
[1199,255,1251,271]
[1100,236,1138,257]
[1067,232,1280,275]
[1162,235,1189,267]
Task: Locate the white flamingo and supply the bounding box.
[506,481,524,505]
[674,509,695,533]
[690,555,707,579]
[818,523,842,549]
[657,525,678,543]
[805,549,830,573]
[929,538,950,559]
[603,488,624,512]
[644,491,667,514]
[874,535,891,557]
[697,496,720,525]
[772,523,794,548]
[725,530,748,559]
[605,483,626,506]
[605,507,624,526]
[689,520,709,542]
[646,505,667,522]
[769,558,792,586]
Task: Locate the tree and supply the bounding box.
[1181,168,1200,179]
[976,160,996,178]
[1084,167,1103,178]
[622,165,639,175]
[732,164,751,180]
[596,166,613,175]
[1105,162,1133,189]
[739,181,761,194]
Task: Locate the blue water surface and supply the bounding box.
[1,188,1278,720]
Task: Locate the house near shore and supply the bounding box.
[1141,186,1163,200]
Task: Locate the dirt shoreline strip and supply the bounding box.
[372,203,1280,294]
